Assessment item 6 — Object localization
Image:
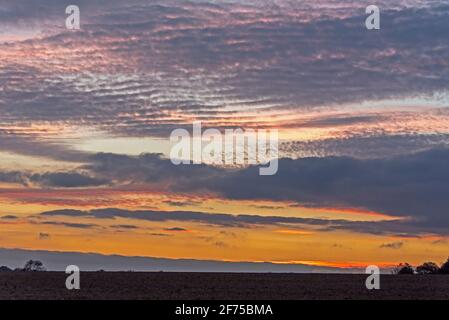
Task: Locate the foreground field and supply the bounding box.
[0,272,448,300]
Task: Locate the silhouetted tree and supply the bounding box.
[416,262,439,274]
[393,263,414,275]
[23,260,46,272]
[439,257,449,274]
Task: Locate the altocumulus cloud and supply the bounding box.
[0,0,448,138]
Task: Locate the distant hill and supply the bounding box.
[0,248,366,273]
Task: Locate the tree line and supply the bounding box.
[393,257,449,275]
[3,258,449,274]
[0,260,46,272]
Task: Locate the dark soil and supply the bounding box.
[0,272,447,300]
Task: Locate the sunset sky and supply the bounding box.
[1,0,449,271]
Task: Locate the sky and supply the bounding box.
[0,0,449,272]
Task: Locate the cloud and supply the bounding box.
[83,152,222,185]
[0,171,27,185]
[380,242,404,249]
[37,206,441,237]
[163,200,200,207]
[0,133,91,163]
[213,241,229,248]
[38,209,88,217]
[432,238,447,245]
[280,133,449,159]
[110,224,138,230]
[74,148,449,235]
[1,215,18,220]
[29,172,109,188]
[39,207,341,229]
[39,221,98,229]
[0,170,108,188]
[38,232,50,240]
[0,0,448,140]
[164,227,188,232]
[194,149,449,231]
[149,233,172,237]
